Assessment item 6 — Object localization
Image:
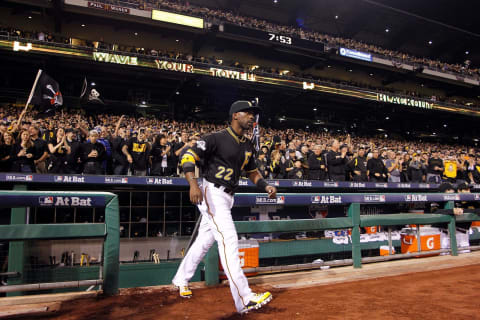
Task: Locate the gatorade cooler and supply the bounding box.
[379,245,395,256]
[365,226,378,234]
[400,227,441,256]
[219,239,259,279]
[471,221,480,227]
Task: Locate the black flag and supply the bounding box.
[80,77,104,104]
[30,71,63,109]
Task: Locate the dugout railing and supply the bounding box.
[202,193,480,285]
[0,189,120,296]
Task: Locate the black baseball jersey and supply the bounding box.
[181,126,257,190]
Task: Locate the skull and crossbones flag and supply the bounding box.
[80,77,104,105]
[29,70,63,108]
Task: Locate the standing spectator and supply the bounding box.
[127,128,150,176]
[284,149,297,177]
[269,150,284,179]
[367,149,387,182]
[255,151,269,178]
[97,127,113,174]
[456,152,469,184]
[327,140,348,181]
[385,151,401,182]
[80,130,105,174]
[150,134,173,176]
[0,131,14,172]
[427,150,444,183]
[65,128,81,174]
[347,146,368,182]
[401,153,411,182]
[468,155,480,184]
[47,128,71,173]
[407,153,426,182]
[11,130,35,173]
[111,127,131,175]
[29,126,49,173]
[288,159,305,179]
[174,131,190,175]
[442,153,457,183]
[308,145,327,180]
[41,121,55,142]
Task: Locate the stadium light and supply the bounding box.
[465,51,470,55]
[134,32,138,36]
[91,82,96,86]
[313,108,317,111]
[152,10,204,29]
[81,24,86,27]
[385,28,389,33]
[28,16,32,19]
[428,40,433,45]
[335,15,339,19]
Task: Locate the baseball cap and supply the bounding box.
[229,100,261,116]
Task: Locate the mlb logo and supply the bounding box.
[293,181,298,186]
[39,196,54,205]
[121,178,128,183]
[406,195,412,201]
[313,196,321,202]
[276,196,285,204]
[146,178,154,184]
[55,176,63,182]
[380,195,386,202]
[26,175,33,181]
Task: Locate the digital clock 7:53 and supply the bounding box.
[268,33,292,45]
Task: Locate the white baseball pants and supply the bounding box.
[172,179,253,312]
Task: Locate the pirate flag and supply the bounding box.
[80,77,104,105]
[30,71,63,111]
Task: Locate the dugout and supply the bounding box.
[1,173,480,295]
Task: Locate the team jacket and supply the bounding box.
[181,126,257,190]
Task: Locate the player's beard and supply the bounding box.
[239,120,252,131]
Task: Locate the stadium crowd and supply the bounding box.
[1,25,470,106]
[1,105,479,185]
[94,0,479,78]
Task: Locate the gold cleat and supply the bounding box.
[177,285,192,299]
[239,292,273,314]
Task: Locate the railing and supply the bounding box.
[202,192,480,285]
[3,172,480,191]
[0,190,120,296]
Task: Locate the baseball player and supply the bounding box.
[172,100,276,314]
